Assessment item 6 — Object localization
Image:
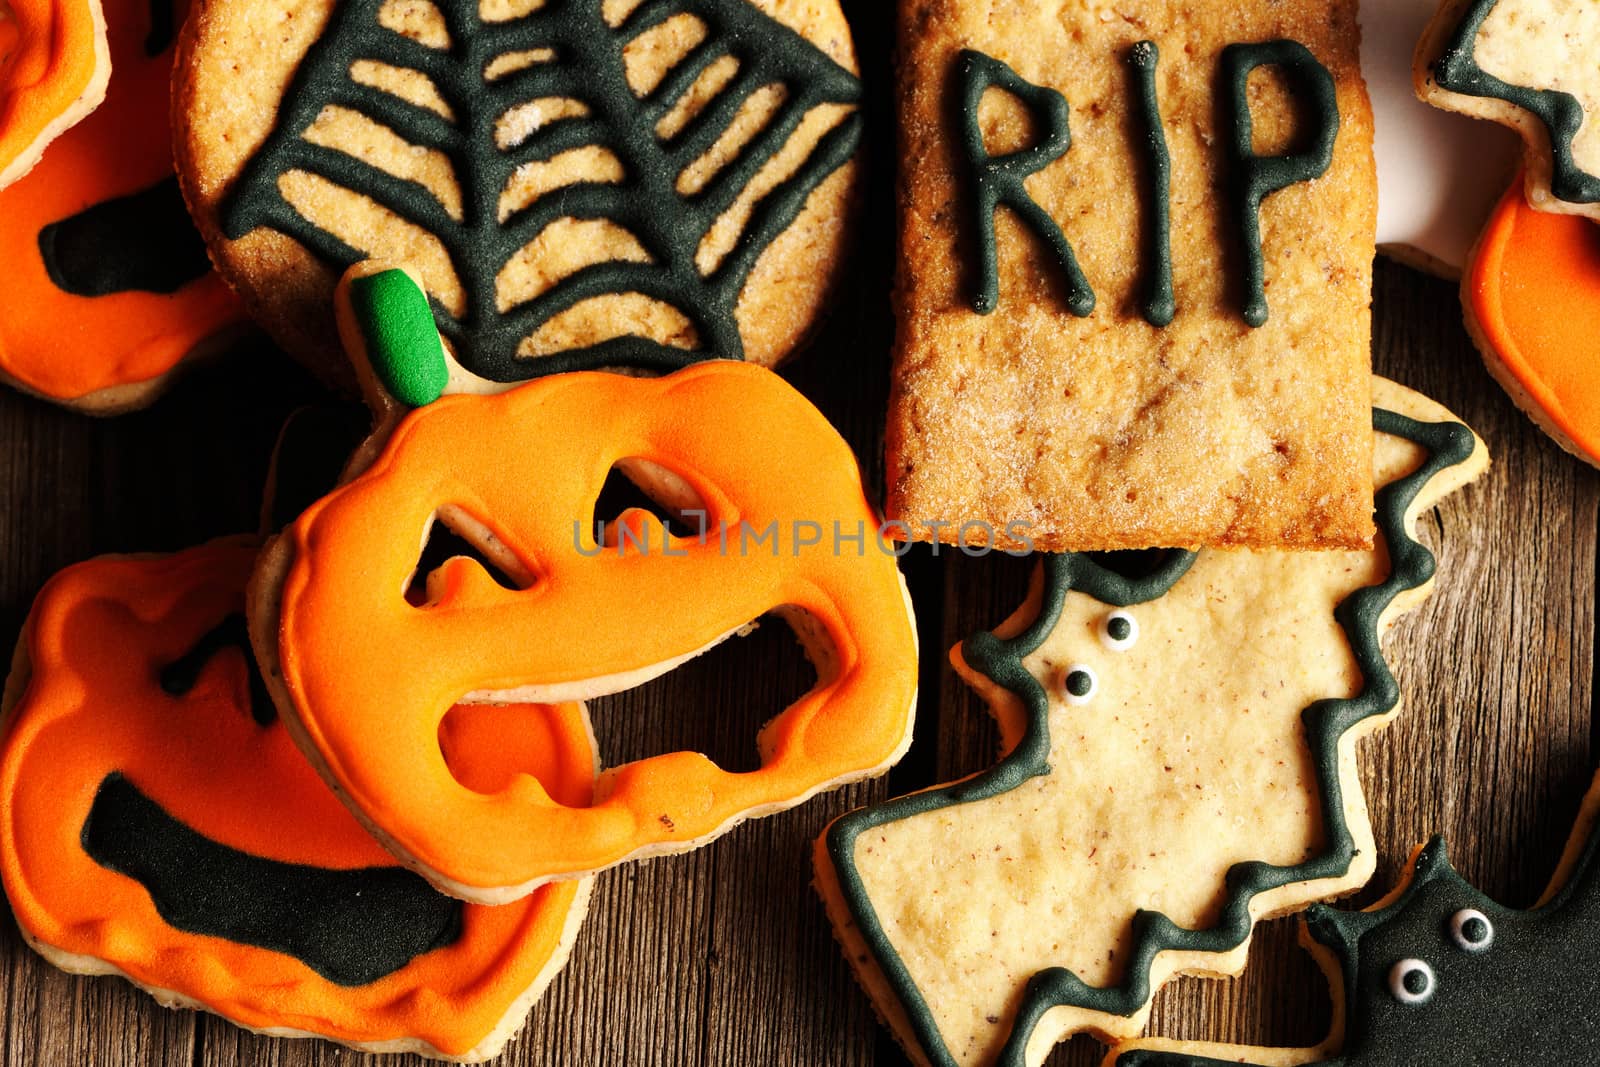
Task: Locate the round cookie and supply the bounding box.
[174,0,863,391]
[1462,170,1600,467]
[0,539,597,1061]
[0,0,109,188]
[0,0,243,412]
[247,264,919,904]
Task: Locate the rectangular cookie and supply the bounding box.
[886,0,1378,552]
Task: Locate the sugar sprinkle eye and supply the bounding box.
[1099,611,1138,651]
[1450,908,1494,952]
[1388,958,1435,1005]
[1063,665,1098,705]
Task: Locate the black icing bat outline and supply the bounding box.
[823,406,1478,1067]
[1432,0,1600,205]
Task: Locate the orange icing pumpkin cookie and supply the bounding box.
[0,0,108,187]
[0,538,597,1060]
[1463,171,1600,466]
[0,0,243,412]
[247,264,919,903]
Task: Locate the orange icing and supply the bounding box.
[1465,172,1600,462]
[0,539,594,1056]
[274,360,918,893]
[0,0,241,402]
[0,0,104,182]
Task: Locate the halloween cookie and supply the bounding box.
[1361,0,1518,276]
[1462,170,1600,467]
[0,540,597,1060]
[816,378,1488,1067]
[0,0,244,412]
[1417,0,1600,221]
[247,265,918,903]
[1113,765,1600,1066]
[885,0,1379,553]
[0,0,109,188]
[174,0,862,390]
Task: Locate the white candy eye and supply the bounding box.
[1450,908,1494,952]
[1063,665,1098,705]
[1099,611,1138,651]
[1388,958,1435,1005]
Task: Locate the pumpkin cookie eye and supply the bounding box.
[1388,958,1436,1005]
[1450,907,1494,952]
[1099,610,1138,651]
[1063,665,1097,705]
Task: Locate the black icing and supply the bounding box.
[81,773,463,986]
[38,178,213,298]
[145,0,175,57]
[158,613,276,727]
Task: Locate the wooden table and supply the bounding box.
[2,5,1595,1063]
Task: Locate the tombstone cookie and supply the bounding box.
[885,0,1379,553]
[817,378,1488,1067]
[174,0,863,389]
[0,540,596,1059]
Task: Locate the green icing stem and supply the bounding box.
[957,49,1094,318]
[1220,40,1339,328]
[1433,0,1600,205]
[349,270,449,407]
[1127,41,1174,328]
[823,407,1477,1067]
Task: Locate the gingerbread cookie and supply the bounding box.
[0,540,596,1060]
[247,265,918,903]
[174,0,862,390]
[816,378,1488,1067]
[1361,0,1518,276]
[1462,170,1600,467]
[0,0,244,412]
[1417,0,1600,221]
[0,0,109,188]
[1113,766,1600,1065]
[885,0,1379,554]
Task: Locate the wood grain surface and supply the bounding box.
[1,2,1595,1063]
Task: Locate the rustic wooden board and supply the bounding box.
[1,0,1596,1061]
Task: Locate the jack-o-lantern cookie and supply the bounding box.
[816,378,1487,1067]
[247,265,918,903]
[0,0,109,188]
[0,0,244,412]
[0,539,597,1060]
[174,0,862,391]
[1416,0,1600,221]
[1462,170,1600,467]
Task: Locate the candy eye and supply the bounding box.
[1450,908,1494,951]
[1388,958,1435,1005]
[1099,611,1138,651]
[1063,665,1098,705]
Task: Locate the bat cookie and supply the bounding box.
[0,0,243,412]
[0,539,597,1060]
[1113,764,1600,1065]
[1416,0,1600,220]
[174,0,863,390]
[0,0,109,188]
[1360,0,1517,277]
[1461,170,1600,467]
[816,378,1488,1067]
[248,264,919,903]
